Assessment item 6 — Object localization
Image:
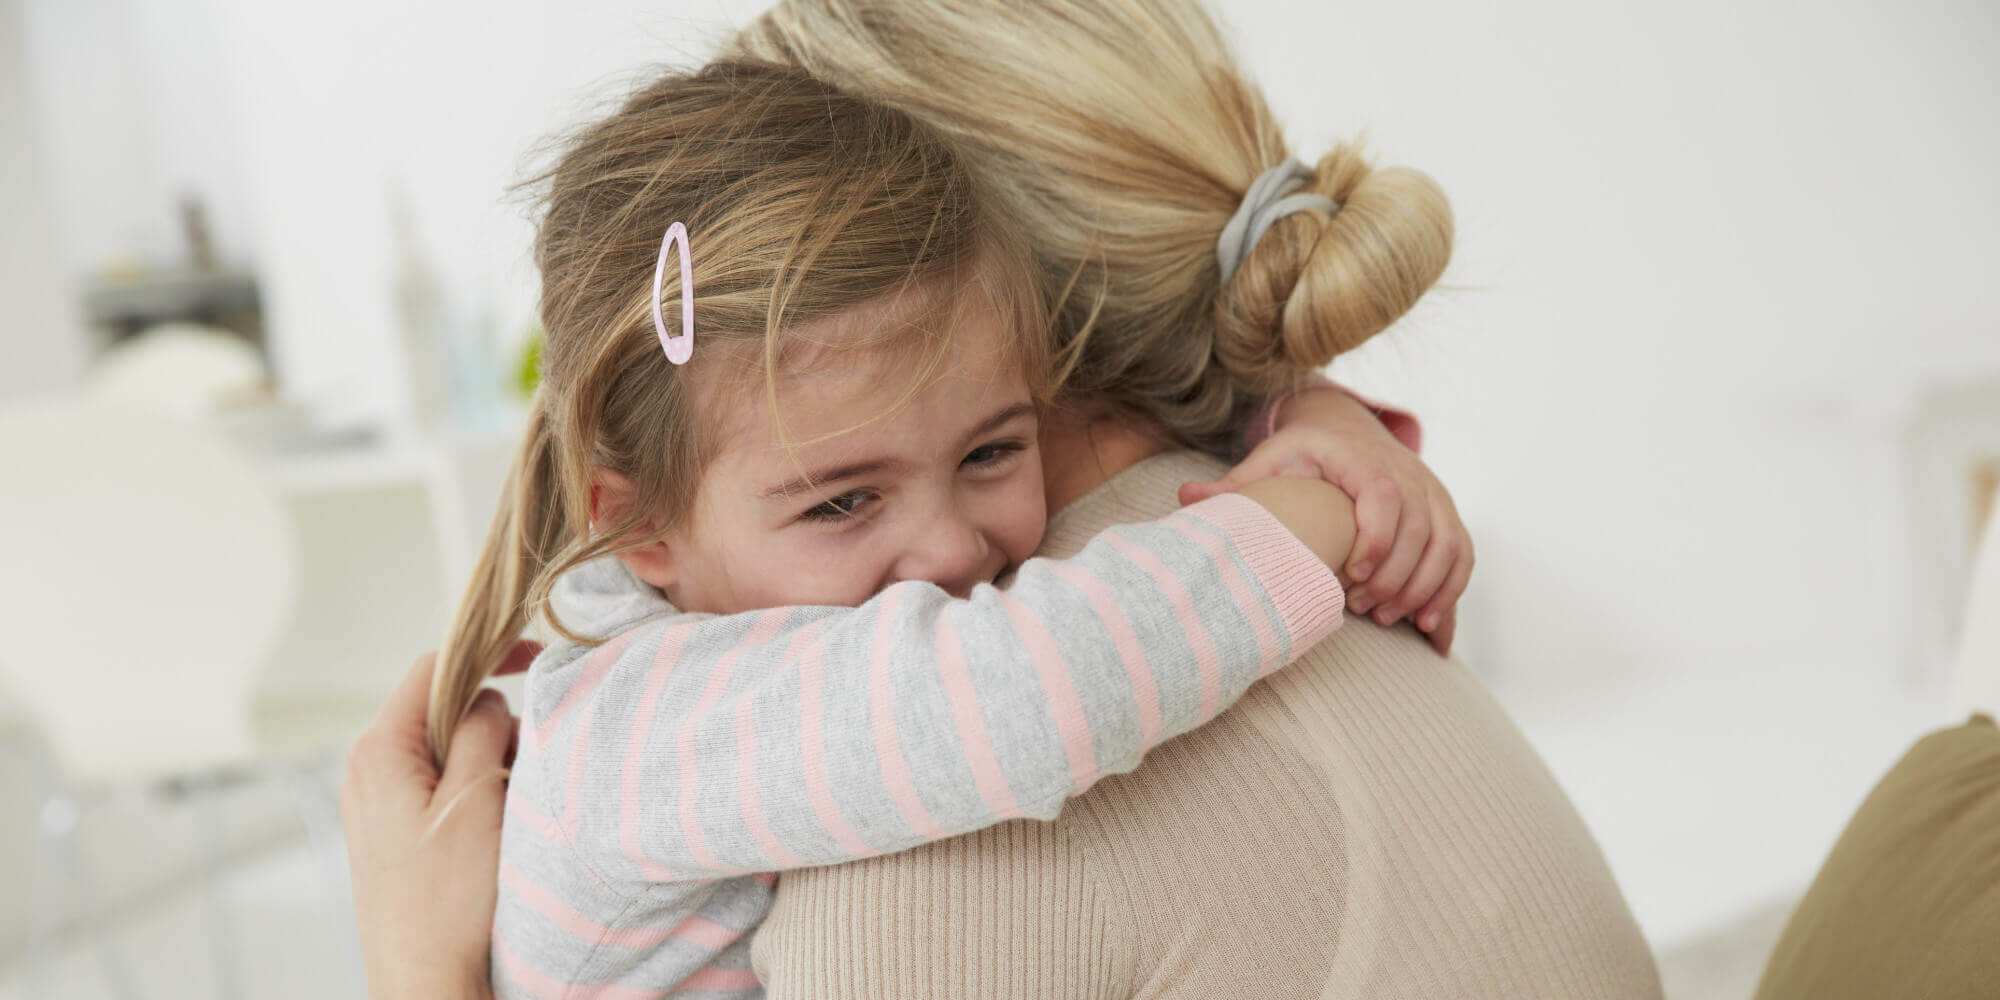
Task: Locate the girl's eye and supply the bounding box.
[800,490,876,523]
[964,441,1025,467]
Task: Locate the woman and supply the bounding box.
[344,0,1659,993]
[727,1,1659,995]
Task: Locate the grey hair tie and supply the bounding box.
[1215,158,1340,284]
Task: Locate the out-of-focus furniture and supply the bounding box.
[88,322,269,418]
[0,397,296,779]
[1953,499,2000,718]
[1900,377,2000,678]
[1754,500,2000,999]
[1751,714,2000,999]
[0,397,298,1000]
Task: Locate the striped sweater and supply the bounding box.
[491,492,1346,999]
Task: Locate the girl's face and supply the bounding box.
[638,294,1047,615]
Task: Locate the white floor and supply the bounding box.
[0,840,365,1000]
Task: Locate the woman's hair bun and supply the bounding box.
[1213,144,1453,392]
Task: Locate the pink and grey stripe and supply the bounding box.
[491,493,1343,999]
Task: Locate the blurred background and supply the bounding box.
[0,0,1995,996]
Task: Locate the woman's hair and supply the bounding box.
[731,0,1453,455]
[426,60,1049,765]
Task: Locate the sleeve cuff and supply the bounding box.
[1178,493,1346,650]
[1237,374,1424,457]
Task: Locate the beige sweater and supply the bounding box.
[751,451,1662,998]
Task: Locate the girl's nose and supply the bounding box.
[895,507,992,599]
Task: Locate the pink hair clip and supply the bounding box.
[652,221,694,365]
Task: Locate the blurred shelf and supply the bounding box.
[82,269,259,324]
[263,443,435,495]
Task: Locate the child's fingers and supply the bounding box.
[1226,437,1310,484]
[1177,479,1239,506]
[1414,540,1475,637]
[1344,477,1402,601]
[1424,607,1458,656]
[1374,531,1457,627]
[1361,506,1429,625]
[1180,435,1308,507]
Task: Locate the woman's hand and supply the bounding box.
[1181,388,1472,655]
[339,642,538,1000]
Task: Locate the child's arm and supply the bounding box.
[527,488,1350,883]
[1185,378,1472,653]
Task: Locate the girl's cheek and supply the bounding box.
[992,463,1049,568]
[783,537,890,608]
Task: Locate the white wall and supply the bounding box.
[22,0,1993,678]
[0,0,86,395]
[201,0,781,426]
[1233,0,2000,942]
[1245,0,2000,684]
[17,0,768,421]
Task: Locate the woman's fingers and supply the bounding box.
[434,688,515,811]
[343,654,442,813]
[365,652,439,745]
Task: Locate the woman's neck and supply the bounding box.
[1038,407,1172,513]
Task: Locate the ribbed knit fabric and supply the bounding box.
[753,450,1663,999]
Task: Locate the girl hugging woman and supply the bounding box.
[429,58,1465,999]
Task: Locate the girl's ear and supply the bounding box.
[592,466,677,590]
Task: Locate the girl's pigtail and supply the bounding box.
[426,395,566,768]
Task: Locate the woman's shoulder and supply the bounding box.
[1042,449,1229,557]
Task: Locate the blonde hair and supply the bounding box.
[732,0,1453,454]
[426,60,1049,765]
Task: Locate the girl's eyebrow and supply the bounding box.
[962,402,1037,446]
[759,402,1035,501]
[761,460,893,501]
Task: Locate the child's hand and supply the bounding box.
[1180,388,1472,655]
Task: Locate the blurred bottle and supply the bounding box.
[388,187,449,433]
[179,194,218,272]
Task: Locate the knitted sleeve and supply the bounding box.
[522,492,1344,883]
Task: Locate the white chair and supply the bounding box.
[88,322,270,419]
[0,396,297,999]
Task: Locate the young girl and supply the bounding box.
[734,0,1468,645]
[435,62,1441,999]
